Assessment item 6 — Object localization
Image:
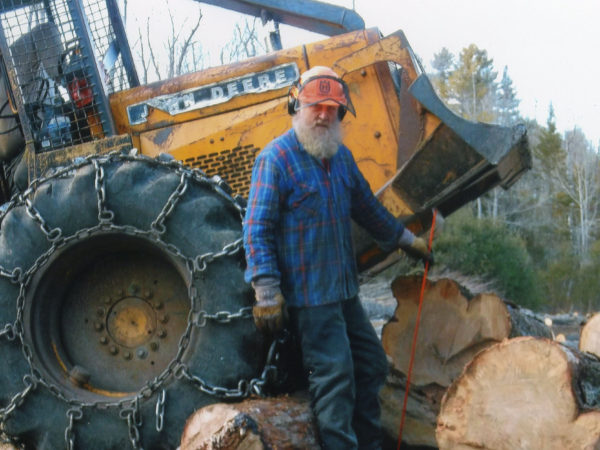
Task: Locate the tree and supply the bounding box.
[131,1,204,83]
[446,44,497,122]
[561,127,600,260]
[434,208,542,309]
[219,17,267,65]
[426,44,600,312]
[496,66,520,126]
[431,47,454,101]
[124,2,268,83]
[536,104,564,176]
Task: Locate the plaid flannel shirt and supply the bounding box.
[243,129,404,307]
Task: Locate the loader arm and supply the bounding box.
[196,0,365,36]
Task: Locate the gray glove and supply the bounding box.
[251,277,286,333]
[398,229,434,265]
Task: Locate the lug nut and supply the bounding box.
[99,336,108,345]
[150,342,159,351]
[159,314,169,324]
[157,329,167,339]
[124,351,132,360]
[128,284,140,295]
[94,322,104,332]
[137,348,148,359]
[109,345,119,355]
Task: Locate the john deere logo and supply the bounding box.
[127,63,299,125]
[319,79,331,94]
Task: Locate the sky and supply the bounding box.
[350,0,600,146]
[129,0,600,146]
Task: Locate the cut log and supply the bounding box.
[180,394,319,450]
[382,276,552,388]
[379,276,552,447]
[580,313,600,357]
[436,337,600,449]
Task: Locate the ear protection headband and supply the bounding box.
[287,74,354,121]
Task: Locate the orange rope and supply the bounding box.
[396,208,437,449]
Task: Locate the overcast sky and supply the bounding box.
[131,0,599,146]
[346,0,600,146]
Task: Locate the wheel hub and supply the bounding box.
[25,233,192,401]
[107,296,157,348]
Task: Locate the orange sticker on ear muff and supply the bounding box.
[290,85,299,100]
[287,83,300,115]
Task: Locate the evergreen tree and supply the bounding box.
[527,106,568,253]
[431,47,454,102]
[535,104,564,175]
[496,66,520,126]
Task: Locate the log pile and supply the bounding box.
[436,337,600,449]
[178,275,600,449]
[379,276,551,447]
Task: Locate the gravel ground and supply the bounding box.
[359,274,398,338]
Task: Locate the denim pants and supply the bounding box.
[288,297,389,450]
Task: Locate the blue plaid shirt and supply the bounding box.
[243,129,405,307]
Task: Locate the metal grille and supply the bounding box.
[184,144,260,198]
[82,0,132,94]
[0,0,132,153]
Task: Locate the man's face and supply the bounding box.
[297,103,339,129]
[293,102,343,160]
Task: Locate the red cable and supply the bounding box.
[396,209,438,449]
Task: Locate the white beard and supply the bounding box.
[293,114,343,160]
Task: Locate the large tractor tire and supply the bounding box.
[0,153,269,449]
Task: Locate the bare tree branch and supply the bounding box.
[135,26,149,83]
[176,12,202,76]
[147,18,162,80]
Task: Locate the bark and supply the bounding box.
[436,337,600,449]
[380,374,442,448]
[180,394,319,450]
[580,313,600,357]
[379,276,552,447]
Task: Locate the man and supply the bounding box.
[243,66,430,449]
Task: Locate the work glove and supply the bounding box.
[398,230,434,266]
[251,277,287,333]
[411,236,429,254]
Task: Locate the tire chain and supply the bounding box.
[0,151,284,450]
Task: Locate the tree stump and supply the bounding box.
[580,313,600,357]
[380,276,551,447]
[180,394,319,450]
[436,337,600,449]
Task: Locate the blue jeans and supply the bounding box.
[288,297,388,450]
